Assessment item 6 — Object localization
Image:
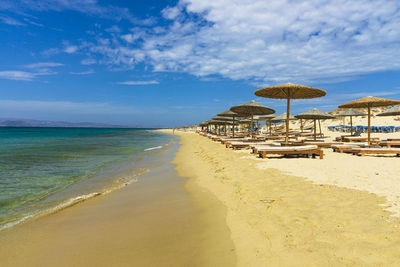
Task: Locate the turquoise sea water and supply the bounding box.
[0,127,175,230]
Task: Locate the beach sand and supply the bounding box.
[167,130,400,266]
[0,144,235,266]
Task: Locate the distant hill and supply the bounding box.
[0,118,127,128]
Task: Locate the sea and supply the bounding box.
[0,127,176,230]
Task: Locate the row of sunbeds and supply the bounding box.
[201,133,324,159]
[200,132,400,158]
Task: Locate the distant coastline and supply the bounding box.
[0,118,127,128]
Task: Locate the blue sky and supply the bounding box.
[0,0,400,127]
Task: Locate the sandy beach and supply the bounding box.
[165,129,400,266]
[0,141,235,266]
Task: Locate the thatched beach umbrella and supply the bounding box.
[377,105,400,117]
[212,116,232,135]
[217,109,242,137]
[257,114,275,135]
[230,101,275,136]
[295,108,334,140]
[255,83,326,144]
[338,97,400,144]
[336,109,366,135]
[270,113,297,122]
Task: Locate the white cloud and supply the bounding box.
[23,62,64,68]
[81,58,97,65]
[0,71,36,81]
[69,69,95,75]
[116,80,159,85]
[0,62,62,81]
[82,0,400,85]
[64,45,78,54]
[0,15,25,26]
[0,0,152,25]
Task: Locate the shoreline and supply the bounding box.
[168,130,400,266]
[0,129,174,232]
[0,133,236,266]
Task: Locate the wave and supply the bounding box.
[0,168,149,232]
[144,146,163,151]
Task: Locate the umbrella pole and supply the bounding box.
[233,116,235,137]
[368,106,371,145]
[300,119,303,132]
[350,116,353,135]
[224,123,227,135]
[251,113,254,137]
[269,121,272,136]
[314,119,317,140]
[286,98,290,144]
[318,119,322,137]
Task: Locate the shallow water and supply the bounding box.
[0,127,175,230]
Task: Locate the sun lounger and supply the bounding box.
[219,137,246,144]
[264,136,293,140]
[256,145,323,159]
[227,141,272,150]
[331,144,366,153]
[287,141,343,148]
[343,137,379,142]
[352,148,400,157]
[378,141,400,148]
[251,144,280,154]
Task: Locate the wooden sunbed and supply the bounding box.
[286,141,343,148]
[299,132,324,137]
[251,144,280,154]
[379,141,400,148]
[220,138,245,144]
[227,141,272,150]
[352,148,400,157]
[331,144,366,153]
[263,136,297,140]
[343,137,380,142]
[255,145,323,159]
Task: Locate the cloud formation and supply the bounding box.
[0,62,63,81]
[23,62,64,68]
[82,0,400,84]
[69,69,95,75]
[0,0,153,25]
[116,80,159,85]
[0,71,36,81]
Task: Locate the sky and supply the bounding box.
[0,0,400,127]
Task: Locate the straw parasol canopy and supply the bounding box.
[336,109,366,135]
[230,100,275,115]
[211,116,232,135]
[271,113,297,122]
[255,83,326,144]
[217,109,243,137]
[336,109,366,117]
[237,118,252,123]
[338,96,400,144]
[256,114,276,135]
[230,100,275,136]
[295,108,334,140]
[257,114,275,121]
[218,109,241,117]
[212,116,232,121]
[377,105,400,116]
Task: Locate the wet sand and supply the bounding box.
[0,142,235,266]
[169,130,400,266]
